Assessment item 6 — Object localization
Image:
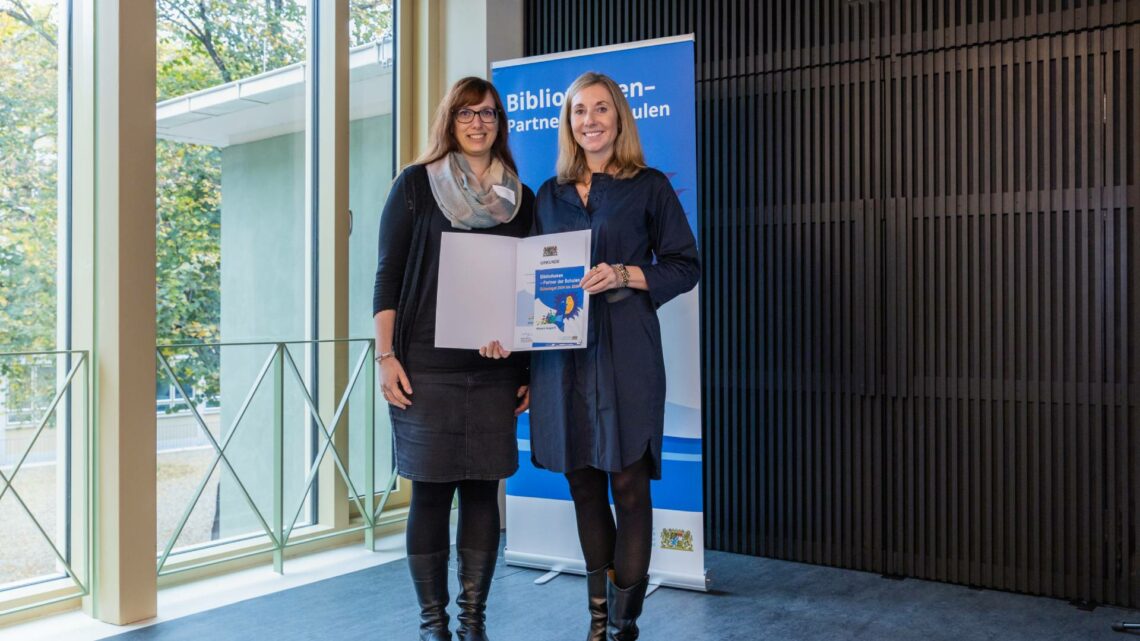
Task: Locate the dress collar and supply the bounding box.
[553,172,614,208]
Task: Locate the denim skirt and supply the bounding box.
[390,368,522,483]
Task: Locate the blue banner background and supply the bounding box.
[493,40,699,241]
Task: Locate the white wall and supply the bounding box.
[442,0,524,84]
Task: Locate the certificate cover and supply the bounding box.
[436,229,591,351]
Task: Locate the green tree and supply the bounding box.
[0,0,57,353]
[156,1,393,99]
[154,140,222,404]
[0,1,59,419]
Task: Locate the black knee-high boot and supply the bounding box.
[606,572,648,641]
[408,551,452,641]
[455,548,498,641]
[585,564,611,641]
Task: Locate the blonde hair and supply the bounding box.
[413,76,518,174]
[556,72,647,184]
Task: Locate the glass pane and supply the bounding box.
[0,0,68,590]
[347,1,395,499]
[0,355,66,589]
[155,1,313,558]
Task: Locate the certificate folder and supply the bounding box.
[435,229,591,351]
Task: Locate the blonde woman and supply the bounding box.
[373,76,532,641]
[487,71,699,640]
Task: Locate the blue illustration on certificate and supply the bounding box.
[512,230,591,350]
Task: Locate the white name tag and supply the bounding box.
[492,184,517,206]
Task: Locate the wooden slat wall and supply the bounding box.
[882,25,1139,606]
[523,0,1140,609]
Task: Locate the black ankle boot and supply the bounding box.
[455,548,498,641]
[606,573,648,641]
[408,551,452,641]
[585,565,611,641]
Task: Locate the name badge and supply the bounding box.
[492,184,517,206]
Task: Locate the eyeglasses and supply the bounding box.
[454,107,499,124]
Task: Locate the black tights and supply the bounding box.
[565,453,654,589]
[406,479,501,555]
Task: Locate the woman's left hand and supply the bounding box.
[580,262,621,294]
[514,385,530,416]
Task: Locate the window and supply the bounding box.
[154,0,315,562]
[346,0,397,504]
[0,0,84,597]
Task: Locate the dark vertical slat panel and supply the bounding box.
[725,66,737,553]
[1040,33,1057,599]
[791,64,804,563]
[1026,32,1043,593]
[1063,31,1079,601]
[919,44,934,582]
[1050,32,1065,598]
[1121,21,1130,606]
[778,63,789,562]
[747,67,760,558]
[1090,28,1107,607]
[943,43,962,583]
[822,63,834,568]
[713,68,727,553]
[763,68,776,560]
[1104,25,1121,608]
[870,57,887,574]
[846,62,860,570]
[775,65,789,560]
[1002,38,1017,593]
[940,47,961,587]
[1021,36,1038,596]
[979,43,996,590]
[811,60,820,562]
[1129,27,1139,610]
[730,67,742,554]
[993,39,1006,592]
[522,0,1140,611]
[966,42,985,589]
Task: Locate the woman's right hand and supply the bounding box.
[478,340,512,359]
[380,357,413,409]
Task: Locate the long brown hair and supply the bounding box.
[556,72,647,184]
[413,76,518,174]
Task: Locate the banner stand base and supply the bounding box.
[528,567,665,597]
[534,570,561,585]
[506,549,710,592]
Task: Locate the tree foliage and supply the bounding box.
[0,1,57,355]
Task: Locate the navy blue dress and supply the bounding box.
[529,168,700,480]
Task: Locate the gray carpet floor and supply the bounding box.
[108,549,1139,640]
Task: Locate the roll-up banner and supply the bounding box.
[492,35,706,592]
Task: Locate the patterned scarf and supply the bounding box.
[425,152,522,230]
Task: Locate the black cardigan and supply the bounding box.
[372,164,534,373]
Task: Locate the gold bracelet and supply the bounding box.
[375,351,395,363]
[614,263,630,288]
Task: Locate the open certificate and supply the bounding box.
[435,229,591,351]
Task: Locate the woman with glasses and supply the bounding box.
[372,76,532,641]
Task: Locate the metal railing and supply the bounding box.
[155,339,397,577]
[0,349,91,616]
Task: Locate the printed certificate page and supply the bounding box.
[512,230,590,351]
[436,230,590,351]
[435,233,519,351]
